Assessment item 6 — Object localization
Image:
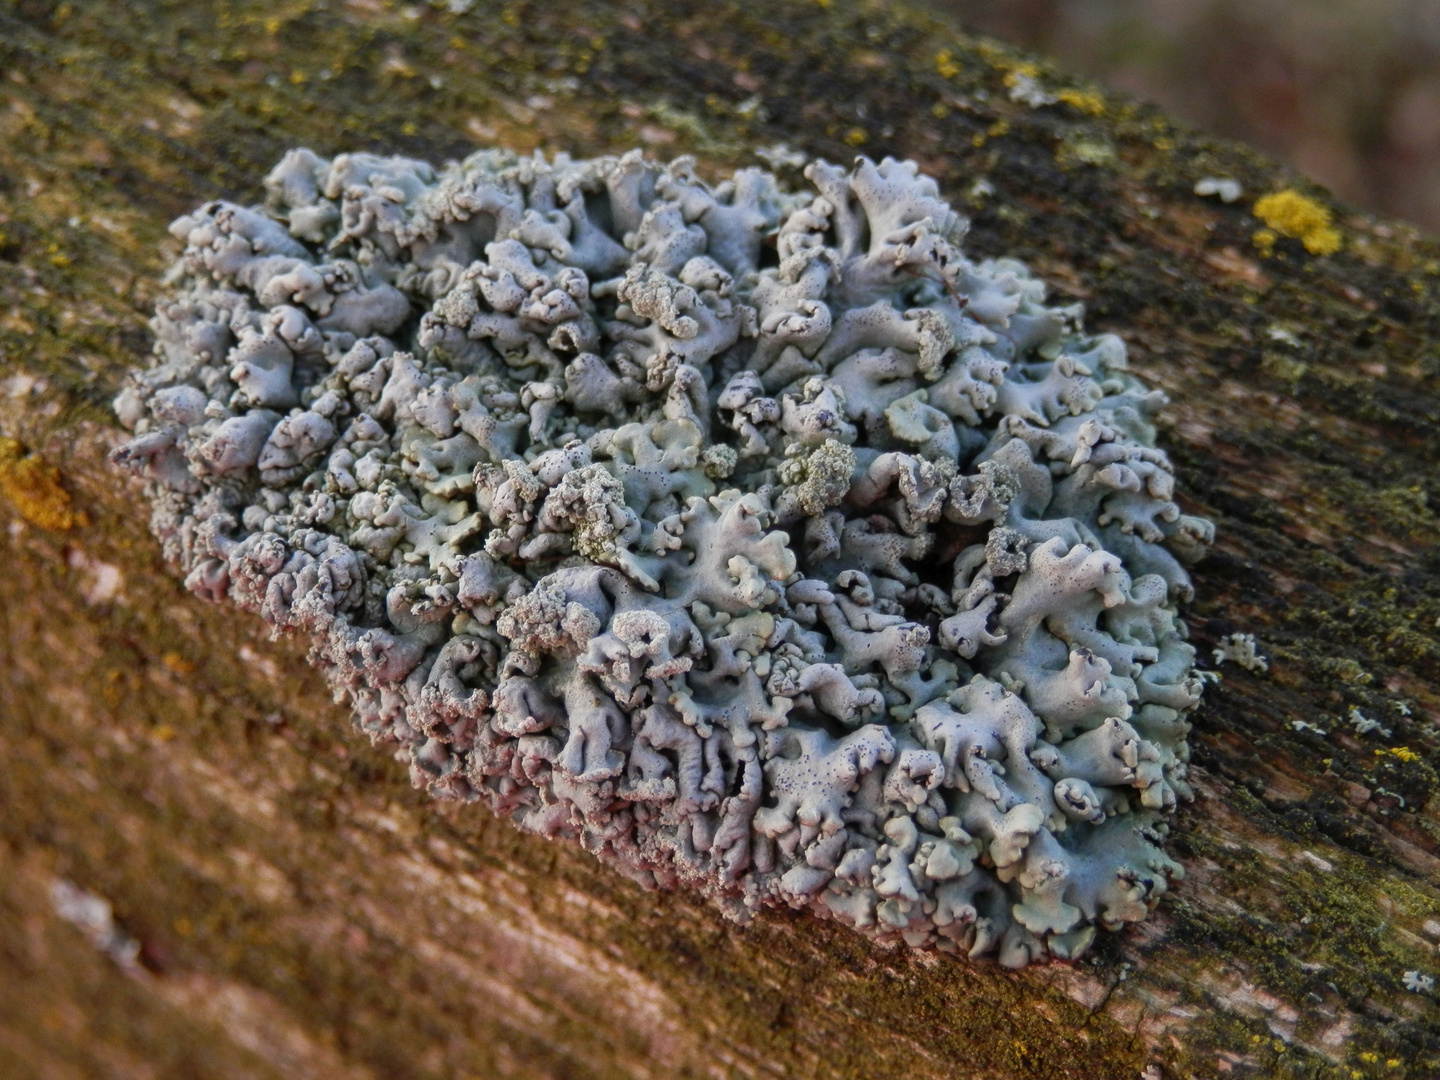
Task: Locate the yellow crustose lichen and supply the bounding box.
[0,437,86,530]
[1055,88,1105,116]
[1252,189,1343,257]
[1377,747,1421,764]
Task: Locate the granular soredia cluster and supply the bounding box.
[113,146,1213,967]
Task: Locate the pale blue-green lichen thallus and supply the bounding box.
[112,146,1213,968]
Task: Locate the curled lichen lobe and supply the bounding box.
[112,144,1213,968]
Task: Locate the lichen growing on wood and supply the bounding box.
[5,0,1440,1072]
[112,144,1212,966]
[0,437,87,530]
[1253,189,1343,257]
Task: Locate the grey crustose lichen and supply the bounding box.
[111,145,1214,968]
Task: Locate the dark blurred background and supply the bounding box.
[937,0,1440,234]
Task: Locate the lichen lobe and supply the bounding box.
[112,144,1213,968]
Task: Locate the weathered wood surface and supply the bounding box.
[2,2,1439,1077]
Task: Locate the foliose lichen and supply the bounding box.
[111,145,1213,967]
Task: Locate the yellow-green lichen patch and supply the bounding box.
[0,437,87,530]
[1055,88,1106,116]
[1255,190,1344,257]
